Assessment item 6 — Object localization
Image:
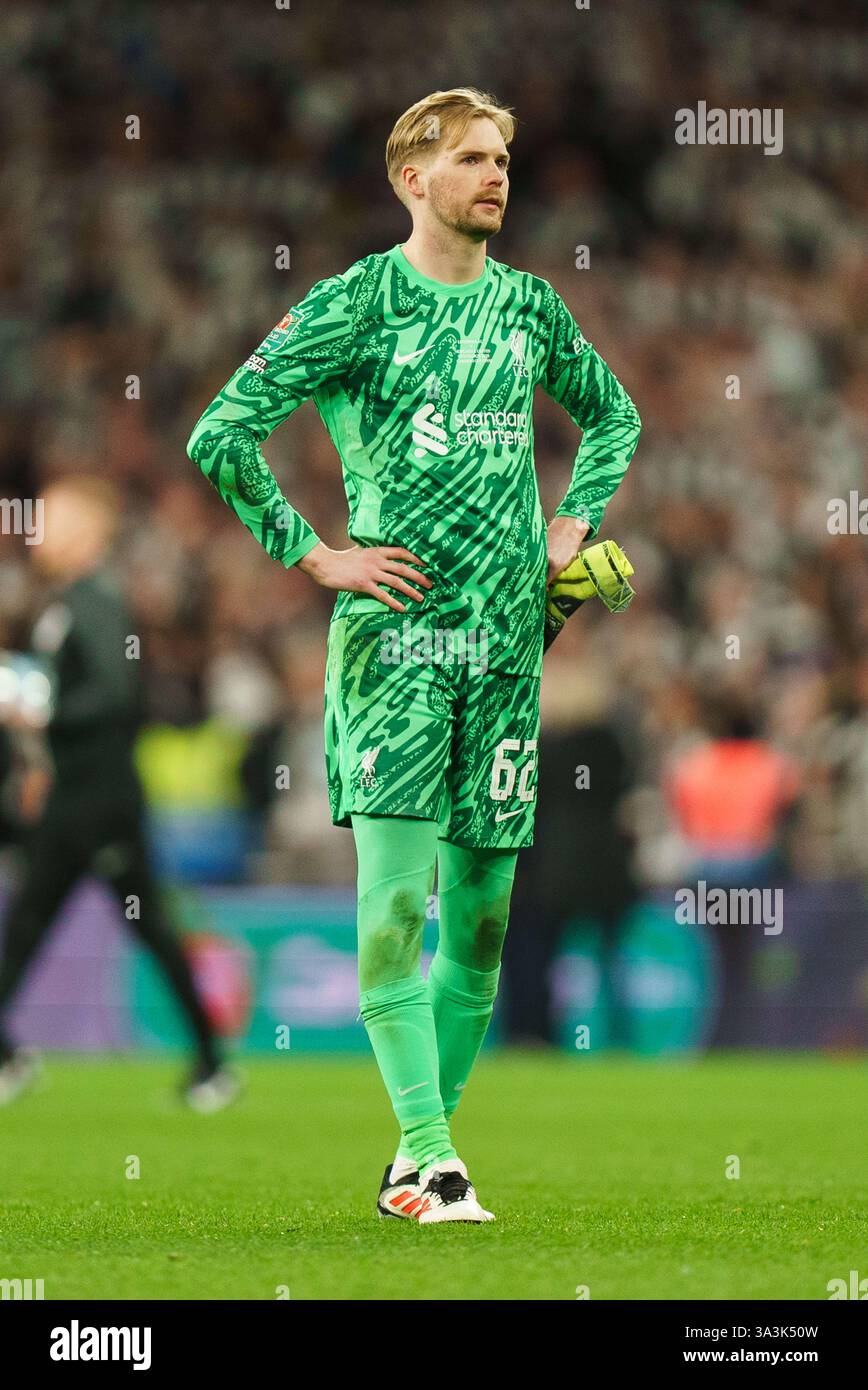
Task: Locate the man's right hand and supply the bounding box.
[297,543,432,613]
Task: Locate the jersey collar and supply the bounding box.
[388,243,492,297]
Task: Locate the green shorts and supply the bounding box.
[324,615,540,849]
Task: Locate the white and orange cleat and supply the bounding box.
[376,1155,430,1220]
[416,1158,495,1224]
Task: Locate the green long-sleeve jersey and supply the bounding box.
[187,243,640,677]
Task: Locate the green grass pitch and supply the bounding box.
[0,1052,864,1300]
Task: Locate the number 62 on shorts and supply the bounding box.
[489,738,537,804]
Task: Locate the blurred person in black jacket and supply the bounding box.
[503,644,639,1046]
[0,478,237,1110]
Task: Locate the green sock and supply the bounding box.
[426,841,516,1118]
[353,814,457,1172]
[358,976,456,1170]
[427,953,501,1119]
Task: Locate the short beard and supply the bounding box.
[428,182,501,242]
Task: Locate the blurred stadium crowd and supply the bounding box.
[1,0,867,892]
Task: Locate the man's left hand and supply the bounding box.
[546,514,591,583]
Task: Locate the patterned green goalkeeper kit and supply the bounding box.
[188,244,640,847]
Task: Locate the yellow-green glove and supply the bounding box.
[544,540,635,650]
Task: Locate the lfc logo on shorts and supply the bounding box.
[359,746,381,788]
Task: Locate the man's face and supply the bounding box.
[31,488,108,580]
[416,115,509,241]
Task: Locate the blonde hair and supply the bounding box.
[386,87,516,205]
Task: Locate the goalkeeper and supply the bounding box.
[187,87,640,1224]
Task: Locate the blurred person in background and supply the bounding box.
[665,694,801,1048]
[0,478,237,1110]
[504,635,640,1046]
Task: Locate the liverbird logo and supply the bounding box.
[360,746,381,788]
[508,327,528,377]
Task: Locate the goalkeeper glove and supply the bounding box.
[543,539,635,651]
